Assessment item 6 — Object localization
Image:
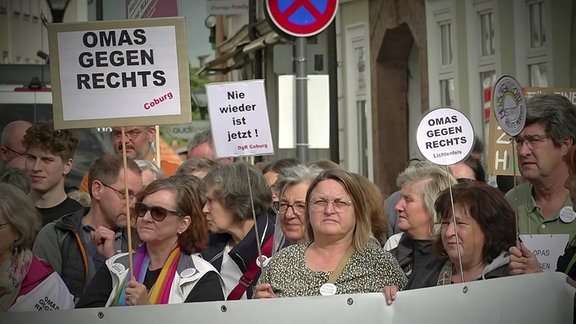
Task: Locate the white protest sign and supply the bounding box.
[416,107,475,165]
[48,18,191,129]
[492,75,526,137]
[520,234,570,272]
[206,80,274,158]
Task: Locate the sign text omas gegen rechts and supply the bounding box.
[76,29,166,90]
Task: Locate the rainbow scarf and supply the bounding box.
[112,244,181,306]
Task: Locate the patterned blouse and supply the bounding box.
[263,241,407,297]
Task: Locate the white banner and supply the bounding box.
[2,272,573,324]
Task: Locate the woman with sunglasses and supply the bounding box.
[254,169,407,298]
[76,175,224,307]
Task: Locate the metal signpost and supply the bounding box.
[265,0,338,162]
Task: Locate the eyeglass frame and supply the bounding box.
[111,128,145,140]
[309,196,353,213]
[278,201,307,215]
[512,134,550,149]
[133,202,184,222]
[3,145,26,157]
[99,181,137,200]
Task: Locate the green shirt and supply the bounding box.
[506,182,576,241]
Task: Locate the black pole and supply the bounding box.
[96,0,103,21]
[327,21,339,163]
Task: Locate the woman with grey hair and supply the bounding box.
[0,183,74,311]
[274,164,322,246]
[135,159,164,187]
[383,161,456,291]
[200,162,278,300]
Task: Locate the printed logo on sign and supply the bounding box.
[493,76,526,137]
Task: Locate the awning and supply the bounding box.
[197,29,284,76]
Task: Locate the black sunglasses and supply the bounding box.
[133,202,183,222]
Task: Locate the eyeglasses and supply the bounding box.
[100,182,137,200]
[3,146,25,156]
[512,134,549,149]
[309,196,353,213]
[278,201,306,215]
[0,222,11,229]
[133,202,183,222]
[112,128,144,140]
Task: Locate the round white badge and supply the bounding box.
[180,268,197,278]
[319,283,337,296]
[492,75,527,137]
[416,107,475,166]
[256,255,269,268]
[560,206,576,224]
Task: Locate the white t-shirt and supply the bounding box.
[220,244,247,299]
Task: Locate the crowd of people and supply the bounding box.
[0,93,574,316]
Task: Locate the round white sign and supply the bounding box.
[492,75,527,136]
[416,107,475,166]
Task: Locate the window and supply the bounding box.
[480,70,496,122]
[440,22,453,65]
[479,11,495,57]
[440,78,455,106]
[529,1,546,48]
[528,63,548,87]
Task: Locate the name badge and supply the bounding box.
[319,283,337,296]
[559,206,576,224]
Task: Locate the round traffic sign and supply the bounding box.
[266,0,338,38]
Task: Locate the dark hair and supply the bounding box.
[459,156,486,182]
[433,181,516,264]
[87,154,142,198]
[22,123,78,161]
[203,161,272,220]
[176,157,218,176]
[525,93,576,147]
[136,175,208,254]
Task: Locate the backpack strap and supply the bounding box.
[227,236,274,300]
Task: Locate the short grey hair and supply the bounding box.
[186,129,213,152]
[275,164,322,197]
[0,183,41,250]
[525,93,576,146]
[135,159,164,180]
[396,161,457,226]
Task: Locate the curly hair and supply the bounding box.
[22,123,78,161]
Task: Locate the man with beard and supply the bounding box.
[23,123,82,225]
[33,154,143,302]
[79,125,178,192]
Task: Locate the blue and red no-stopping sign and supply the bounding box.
[266,0,338,38]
